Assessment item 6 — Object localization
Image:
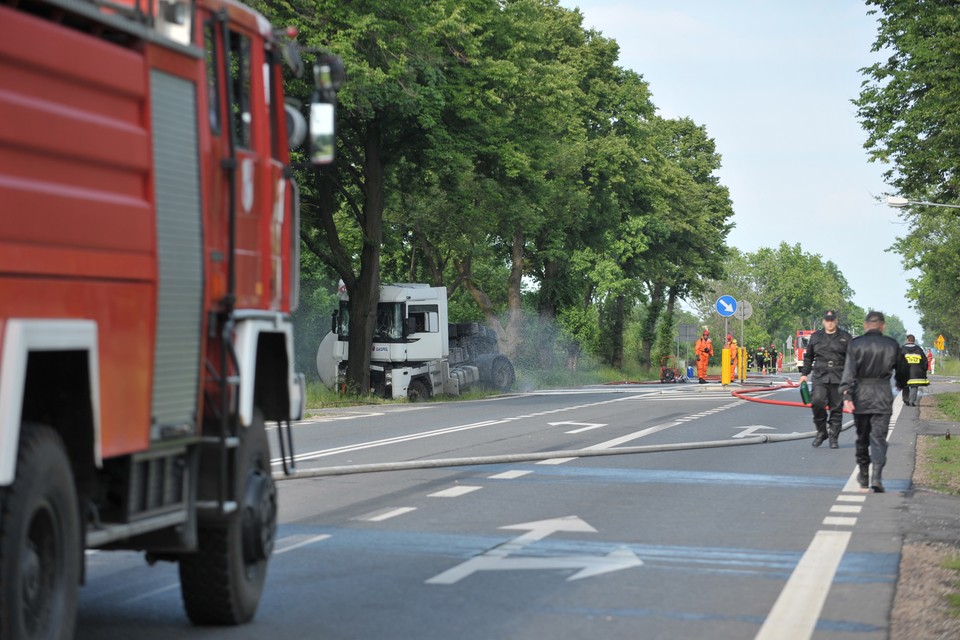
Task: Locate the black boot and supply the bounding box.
[871,464,885,493]
[812,430,826,448]
[698,378,706,384]
[828,426,840,449]
[857,464,869,488]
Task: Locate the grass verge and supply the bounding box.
[917,391,960,617]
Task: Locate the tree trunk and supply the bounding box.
[345,121,385,395]
[653,285,678,367]
[610,294,625,370]
[639,280,664,369]
[538,258,560,369]
[459,228,524,360]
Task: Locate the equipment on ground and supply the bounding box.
[659,355,687,383]
[317,284,515,400]
[0,0,340,635]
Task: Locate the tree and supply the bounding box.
[855,0,960,340]
[258,0,465,393]
[855,0,960,201]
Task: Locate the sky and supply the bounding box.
[559,1,923,335]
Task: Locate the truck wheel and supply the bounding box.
[0,424,80,640]
[179,411,276,625]
[407,379,430,402]
[490,355,515,391]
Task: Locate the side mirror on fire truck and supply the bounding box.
[309,53,345,166]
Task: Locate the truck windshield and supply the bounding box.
[374,303,404,342]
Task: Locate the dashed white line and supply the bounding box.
[829,505,862,514]
[429,486,483,498]
[489,470,533,479]
[754,530,852,640]
[275,533,333,552]
[822,516,858,526]
[362,507,418,522]
[836,495,866,503]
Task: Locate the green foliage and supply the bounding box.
[263,1,895,379]
[693,243,908,351]
[936,392,960,421]
[855,0,960,346]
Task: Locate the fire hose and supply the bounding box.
[274,381,845,481]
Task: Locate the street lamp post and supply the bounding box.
[886,195,960,210]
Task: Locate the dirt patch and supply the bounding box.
[890,423,960,639]
[891,542,960,639]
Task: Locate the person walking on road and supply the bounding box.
[840,311,907,492]
[694,329,714,384]
[799,310,853,449]
[899,334,929,407]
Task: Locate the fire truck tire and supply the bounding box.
[0,424,80,640]
[490,355,515,392]
[407,379,430,402]
[179,410,276,626]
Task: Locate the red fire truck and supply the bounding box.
[0,0,340,636]
[794,329,816,369]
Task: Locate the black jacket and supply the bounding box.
[839,329,906,414]
[799,328,852,384]
[900,343,929,386]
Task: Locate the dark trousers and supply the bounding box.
[854,413,891,467]
[811,381,843,433]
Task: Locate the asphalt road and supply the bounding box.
[76,376,911,639]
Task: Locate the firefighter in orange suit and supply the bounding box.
[694,330,714,384]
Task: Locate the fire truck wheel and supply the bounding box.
[0,424,80,640]
[407,379,430,402]
[491,355,515,392]
[179,411,276,625]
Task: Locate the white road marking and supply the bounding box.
[489,470,533,479]
[754,530,852,640]
[536,457,578,465]
[429,485,482,498]
[829,504,862,514]
[283,395,641,466]
[588,422,682,450]
[362,507,417,522]
[275,533,332,553]
[426,516,642,585]
[822,516,857,526]
[756,399,905,638]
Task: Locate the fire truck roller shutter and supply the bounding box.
[149,70,203,440]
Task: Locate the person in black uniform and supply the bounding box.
[799,310,853,449]
[840,311,907,492]
[899,334,928,406]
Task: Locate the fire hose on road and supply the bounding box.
[274,381,848,481]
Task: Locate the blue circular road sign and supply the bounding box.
[715,295,738,317]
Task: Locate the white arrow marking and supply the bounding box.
[732,425,776,439]
[548,421,607,433]
[425,516,642,584]
[720,299,735,313]
[425,547,643,584]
